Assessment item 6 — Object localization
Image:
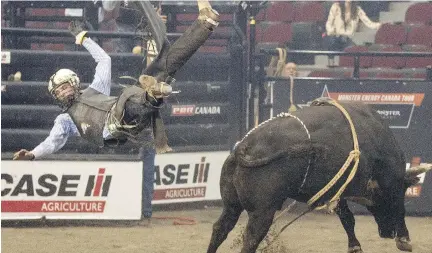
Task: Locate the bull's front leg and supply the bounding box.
[335,199,363,253]
[394,198,413,252]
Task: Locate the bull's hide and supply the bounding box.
[234,102,405,203]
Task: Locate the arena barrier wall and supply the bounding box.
[152,151,229,204]
[1,151,230,220]
[268,78,432,215]
[1,161,143,220]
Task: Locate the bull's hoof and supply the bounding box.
[348,246,363,253]
[396,237,413,252]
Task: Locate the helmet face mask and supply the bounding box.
[48,69,80,108]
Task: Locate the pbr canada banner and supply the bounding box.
[152,151,230,204]
[1,161,142,220]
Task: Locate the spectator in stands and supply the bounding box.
[12,0,220,226]
[323,0,381,66]
[282,62,298,77]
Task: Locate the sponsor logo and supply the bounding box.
[80,123,90,135]
[1,168,111,213]
[172,105,195,116]
[171,105,221,116]
[154,157,210,200]
[319,85,425,129]
[376,110,401,119]
[405,157,428,198]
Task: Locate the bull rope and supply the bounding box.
[306,99,361,211]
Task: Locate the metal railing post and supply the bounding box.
[353,56,360,78]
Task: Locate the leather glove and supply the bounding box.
[13,149,35,161]
[68,20,88,45]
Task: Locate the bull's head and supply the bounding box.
[367,164,431,239]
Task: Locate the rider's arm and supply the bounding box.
[30,114,80,159]
[82,38,112,96]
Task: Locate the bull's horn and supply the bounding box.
[405,163,432,178]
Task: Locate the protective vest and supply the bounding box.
[67,88,117,146]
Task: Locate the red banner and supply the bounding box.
[2,200,106,213]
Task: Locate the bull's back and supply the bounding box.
[236,102,403,170]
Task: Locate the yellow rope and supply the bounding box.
[288,75,297,112]
[306,99,361,212]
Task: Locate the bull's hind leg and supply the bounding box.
[207,155,244,253]
[207,204,243,253]
[241,207,277,253]
[336,200,363,253]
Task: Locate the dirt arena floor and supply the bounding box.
[2,206,432,253]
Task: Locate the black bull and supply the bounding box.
[207,101,430,253]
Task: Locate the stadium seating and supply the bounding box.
[339,45,372,68]
[256,22,292,44]
[374,69,405,79]
[374,23,407,46]
[370,44,405,69]
[405,24,432,47]
[293,1,326,22]
[402,44,432,68]
[404,2,432,25]
[257,1,294,22]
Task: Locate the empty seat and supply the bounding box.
[404,68,428,79]
[370,44,405,69]
[402,44,432,68]
[176,13,197,22]
[341,69,372,78]
[406,25,432,47]
[308,69,342,78]
[412,72,427,79]
[375,71,405,79]
[290,22,322,50]
[375,24,407,45]
[293,2,325,22]
[256,22,292,44]
[257,2,294,22]
[405,2,432,24]
[355,69,379,78]
[339,45,372,68]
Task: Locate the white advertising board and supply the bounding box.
[153,151,230,204]
[1,161,142,220]
[1,51,11,64]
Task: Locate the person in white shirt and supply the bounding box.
[323,0,381,65]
